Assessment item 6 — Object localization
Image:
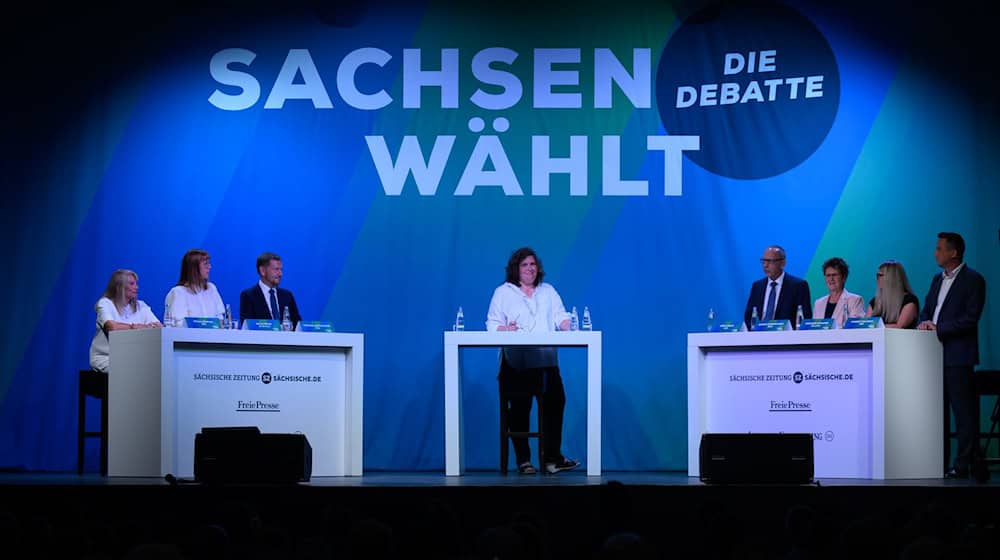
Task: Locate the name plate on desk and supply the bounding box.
[244,319,281,331]
[753,319,791,331]
[799,318,835,330]
[709,321,741,333]
[185,317,221,329]
[844,317,883,329]
[299,321,334,333]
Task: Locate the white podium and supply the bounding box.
[688,329,943,479]
[444,331,602,476]
[108,328,364,477]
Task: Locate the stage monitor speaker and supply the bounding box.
[194,427,312,483]
[699,433,813,484]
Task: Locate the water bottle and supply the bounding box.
[224,304,233,329]
[751,306,759,330]
[570,306,579,331]
[163,304,173,328]
[707,308,715,331]
[281,306,292,332]
[581,306,592,331]
[454,306,465,331]
[795,304,804,330]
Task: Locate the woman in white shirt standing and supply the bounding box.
[89,269,161,372]
[165,249,225,323]
[486,247,579,475]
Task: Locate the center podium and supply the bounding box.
[444,330,603,476]
[108,328,364,478]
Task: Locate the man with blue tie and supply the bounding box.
[239,252,302,329]
[917,232,987,479]
[744,245,813,330]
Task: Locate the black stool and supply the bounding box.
[499,368,545,475]
[975,369,1000,466]
[77,369,108,475]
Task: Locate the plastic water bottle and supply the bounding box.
[281,306,292,332]
[163,304,173,328]
[795,304,804,330]
[707,308,715,331]
[751,306,759,330]
[454,306,465,331]
[581,306,592,331]
[223,304,233,329]
[570,306,579,331]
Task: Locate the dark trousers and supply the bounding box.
[498,361,566,465]
[944,365,978,471]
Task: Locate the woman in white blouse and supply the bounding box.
[486,247,579,475]
[164,249,225,322]
[89,269,161,372]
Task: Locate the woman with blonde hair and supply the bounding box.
[88,269,160,372]
[866,260,919,328]
[164,249,225,322]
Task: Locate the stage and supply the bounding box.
[2,471,998,558]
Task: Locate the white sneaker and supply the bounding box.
[544,458,580,474]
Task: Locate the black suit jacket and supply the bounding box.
[918,265,986,367]
[239,284,302,328]
[744,273,813,329]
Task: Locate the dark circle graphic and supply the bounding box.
[261,372,272,384]
[793,371,803,384]
[656,0,840,179]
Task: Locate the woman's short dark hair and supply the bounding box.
[821,257,849,281]
[505,247,544,287]
[177,249,209,291]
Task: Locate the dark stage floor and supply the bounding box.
[2,470,998,487]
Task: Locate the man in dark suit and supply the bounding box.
[744,245,813,329]
[917,232,987,479]
[239,252,302,329]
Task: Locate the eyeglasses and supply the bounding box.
[760,258,785,264]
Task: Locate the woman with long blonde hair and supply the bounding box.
[88,269,160,372]
[866,260,919,328]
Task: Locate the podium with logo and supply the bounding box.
[108,328,363,477]
[687,329,943,479]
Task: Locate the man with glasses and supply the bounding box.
[743,245,813,330]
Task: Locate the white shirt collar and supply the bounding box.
[259,279,277,295]
[943,262,965,280]
[767,272,786,287]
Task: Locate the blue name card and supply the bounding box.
[798,318,835,331]
[185,317,221,329]
[244,319,281,331]
[844,317,883,329]
[709,321,741,333]
[299,321,334,333]
[753,319,792,331]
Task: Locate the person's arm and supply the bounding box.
[886,302,918,329]
[486,288,513,331]
[800,281,813,319]
[238,289,251,327]
[743,284,756,329]
[848,294,866,319]
[139,301,162,328]
[917,278,936,325]
[935,274,986,339]
[288,292,303,328]
[548,286,571,331]
[211,283,226,318]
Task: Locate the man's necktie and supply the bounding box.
[269,288,279,320]
[763,281,778,321]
